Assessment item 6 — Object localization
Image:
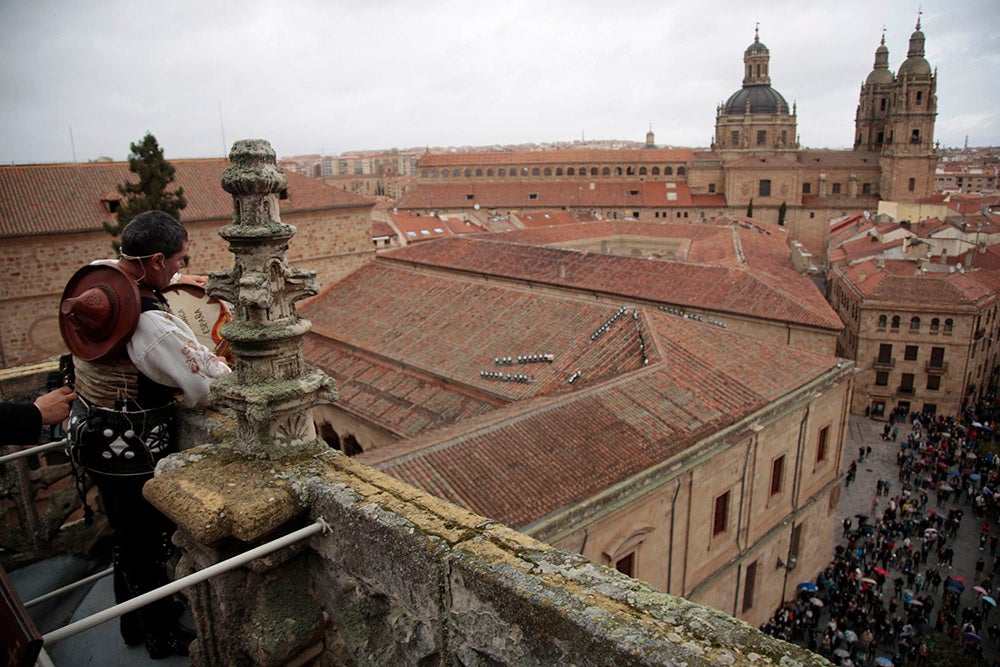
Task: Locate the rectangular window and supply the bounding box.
[759,179,771,197]
[731,130,740,146]
[756,130,767,146]
[878,343,893,363]
[900,373,915,393]
[790,523,803,562]
[908,178,916,192]
[930,347,945,368]
[528,192,539,200]
[781,130,788,144]
[862,183,872,195]
[817,426,829,462]
[713,490,730,536]
[742,560,757,613]
[802,182,811,194]
[708,183,716,194]
[832,183,842,195]
[927,375,941,390]
[770,455,785,496]
[875,371,889,386]
[904,345,919,361]
[615,552,635,577]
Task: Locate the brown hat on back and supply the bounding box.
[59,264,141,361]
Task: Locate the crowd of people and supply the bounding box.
[761,407,1000,666]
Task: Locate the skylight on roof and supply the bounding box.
[406,231,417,238]
[433,228,445,234]
[667,192,678,201]
[421,230,431,236]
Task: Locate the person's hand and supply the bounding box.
[34,386,77,425]
[174,273,208,288]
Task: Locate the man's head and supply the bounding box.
[120,211,189,290]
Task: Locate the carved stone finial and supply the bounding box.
[207,139,335,459]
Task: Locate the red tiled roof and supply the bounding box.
[395,180,699,211]
[840,258,1000,307]
[372,220,396,238]
[417,148,694,168]
[351,310,845,528]
[379,220,842,330]
[0,158,373,238]
[515,210,593,227]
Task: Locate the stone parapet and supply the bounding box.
[147,444,830,666]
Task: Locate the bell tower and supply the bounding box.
[854,31,894,152]
[879,16,938,201]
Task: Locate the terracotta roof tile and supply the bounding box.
[380,220,842,330]
[352,311,846,527]
[418,148,694,167]
[0,158,372,238]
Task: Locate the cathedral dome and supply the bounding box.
[723,86,790,115]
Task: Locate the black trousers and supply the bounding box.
[90,470,177,637]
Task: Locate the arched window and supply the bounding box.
[910,316,920,331]
[677,167,686,175]
[543,167,552,176]
[555,167,563,176]
[602,167,611,176]
[664,167,673,175]
[475,168,483,177]
[464,168,472,177]
[626,166,635,175]
[498,168,506,177]
[531,167,541,176]
[930,318,940,332]
[567,167,575,176]
[432,169,439,178]
[342,434,363,456]
[878,315,888,329]
[486,168,494,177]
[944,318,954,333]
[614,167,623,176]
[638,167,647,175]
[440,169,449,177]
[891,316,901,330]
[420,170,428,178]
[590,167,599,176]
[522,167,529,176]
[318,422,340,449]
[651,167,660,176]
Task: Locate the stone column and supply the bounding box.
[146,139,336,665]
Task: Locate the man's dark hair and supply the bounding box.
[120,210,187,258]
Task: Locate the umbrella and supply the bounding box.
[938,461,949,468]
[855,513,870,520]
[973,421,984,428]
[964,632,982,643]
[940,484,954,492]
[975,586,988,595]
[984,596,997,607]
[970,473,982,481]
[797,582,819,592]
[951,575,968,583]
[873,566,889,576]
[874,658,894,667]
[860,577,877,585]
[968,452,978,459]
[908,599,924,606]
[946,581,965,592]
[949,469,962,477]
[843,629,858,642]
[809,597,824,607]
[833,648,851,658]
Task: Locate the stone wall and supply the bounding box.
[149,441,831,666]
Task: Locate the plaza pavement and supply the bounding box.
[830,413,998,663]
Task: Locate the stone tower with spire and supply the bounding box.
[856,16,938,201]
[713,25,798,151]
[854,31,894,151]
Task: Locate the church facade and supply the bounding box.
[397,21,939,265]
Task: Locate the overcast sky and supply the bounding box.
[1,0,997,165]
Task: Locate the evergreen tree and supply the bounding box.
[778,201,787,226]
[103,133,187,252]
[746,198,753,218]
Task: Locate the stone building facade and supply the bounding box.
[828,256,1000,418]
[0,158,374,368]
[395,22,939,265]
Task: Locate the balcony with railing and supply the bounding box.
[926,361,949,374]
[872,356,895,370]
